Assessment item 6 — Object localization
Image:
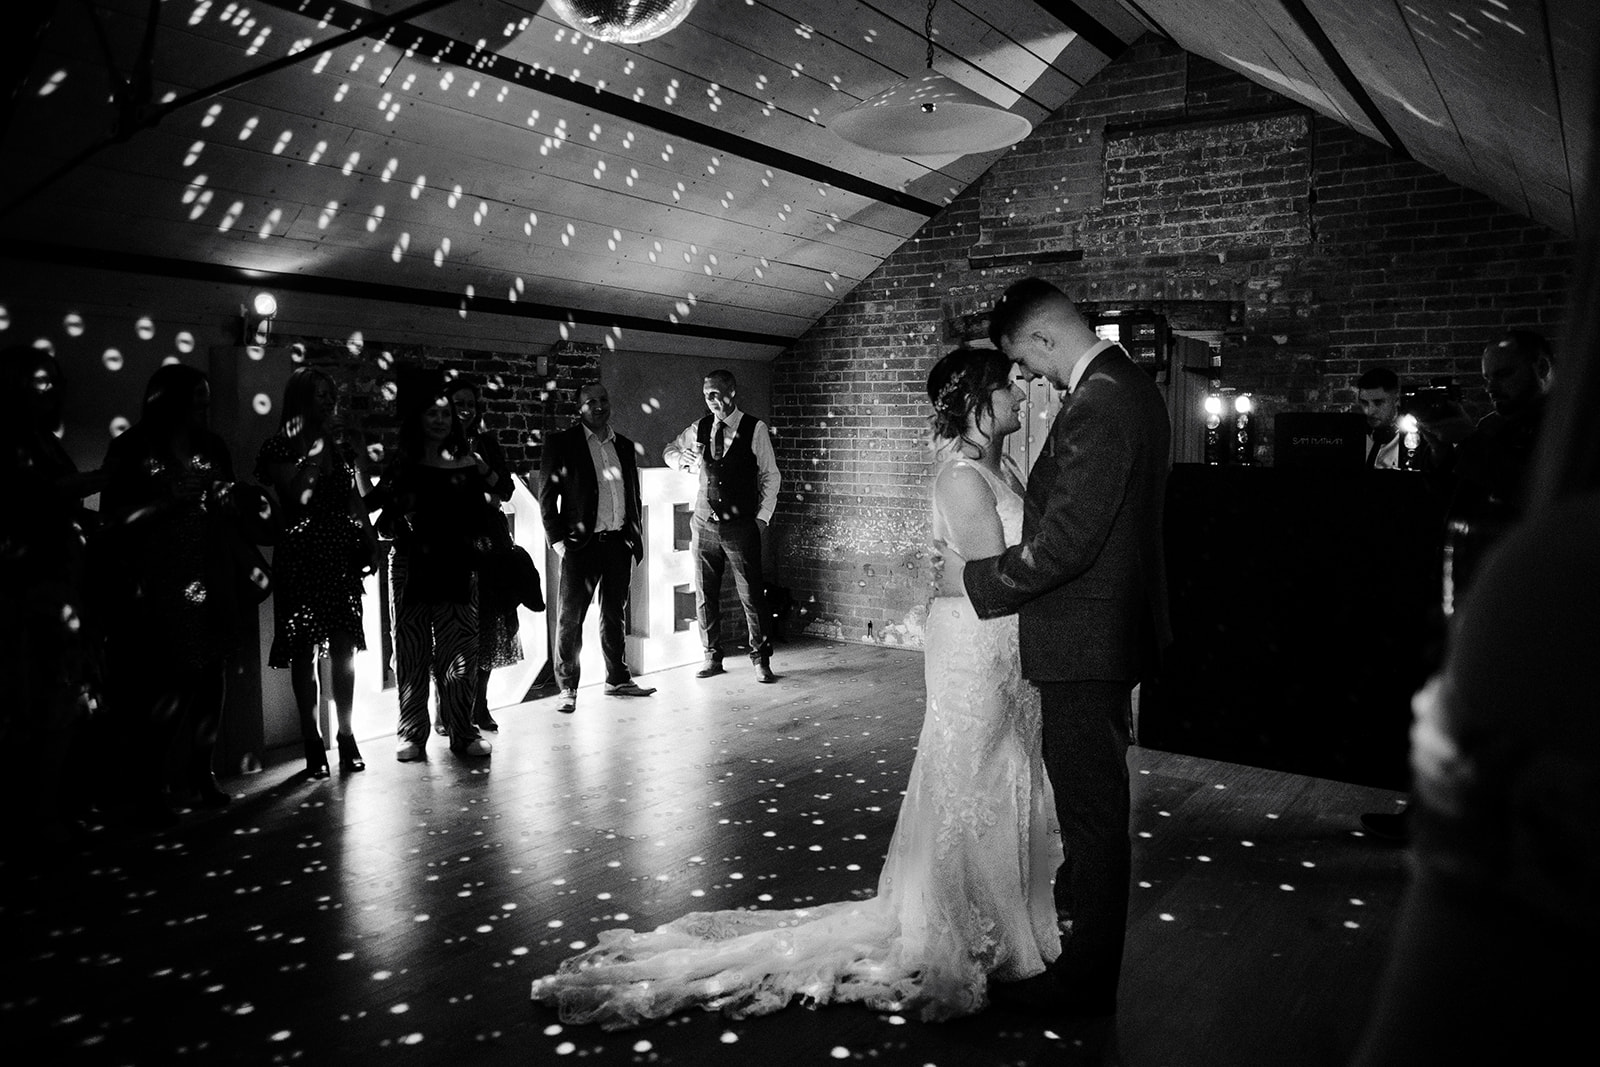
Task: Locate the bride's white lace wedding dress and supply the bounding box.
[531,457,1061,1028]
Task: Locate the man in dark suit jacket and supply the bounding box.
[538,382,655,714]
[962,277,1172,1019]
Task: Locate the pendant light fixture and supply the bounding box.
[831,0,1033,156]
[546,0,699,44]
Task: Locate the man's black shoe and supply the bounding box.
[695,659,725,678]
[1360,810,1409,842]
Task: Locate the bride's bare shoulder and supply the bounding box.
[934,459,998,512]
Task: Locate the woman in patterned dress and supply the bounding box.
[257,367,380,777]
[382,387,495,761]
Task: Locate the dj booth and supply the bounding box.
[1139,464,1447,789]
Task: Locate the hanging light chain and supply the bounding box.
[925,0,937,69]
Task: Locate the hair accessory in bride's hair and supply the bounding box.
[934,374,964,415]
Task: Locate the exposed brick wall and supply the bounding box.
[769,36,1574,649]
[283,338,599,480]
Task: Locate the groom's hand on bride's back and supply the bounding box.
[930,540,969,598]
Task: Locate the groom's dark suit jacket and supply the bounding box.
[538,422,644,562]
[965,345,1171,682]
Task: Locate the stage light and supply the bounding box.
[241,290,278,346]
[1233,392,1256,465]
[1203,393,1226,465]
[1398,413,1422,471]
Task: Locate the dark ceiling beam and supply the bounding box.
[1030,0,1130,59]
[249,0,942,217]
[1114,0,1177,43]
[0,238,798,347]
[1275,0,1408,159]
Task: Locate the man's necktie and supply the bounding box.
[712,422,725,460]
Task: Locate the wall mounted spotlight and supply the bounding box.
[242,290,278,346]
[1203,393,1227,465]
[1397,413,1421,470]
[1233,392,1256,465]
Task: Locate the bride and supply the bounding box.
[531,348,1061,1027]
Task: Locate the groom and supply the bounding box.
[961,277,1171,1018]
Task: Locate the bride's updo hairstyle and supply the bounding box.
[927,347,1014,450]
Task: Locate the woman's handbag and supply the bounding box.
[477,545,544,615]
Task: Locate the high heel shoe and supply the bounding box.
[337,734,366,773]
[304,737,331,780]
[195,775,233,808]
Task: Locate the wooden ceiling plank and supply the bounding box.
[0,233,815,346]
[483,3,1029,186]
[776,0,1081,104]
[38,139,866,315]
[10,33,922,266]
[1305,0,1485,187]
[1,155,865,328]
[1544,0,1596,233]
[1275,0,1406,155]
[1392,0,1569,227]
[238,0,952,211]
[1131,0,1361,132]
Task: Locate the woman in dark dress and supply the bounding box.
[383,389,495,761]
[98,364,239,820]
[256,367,380,777]
[447,377,523,733]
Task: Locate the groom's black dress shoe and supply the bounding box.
[1360,810,1409,843]
[990,972,1117,1021]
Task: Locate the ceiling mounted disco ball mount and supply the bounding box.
[546,0,700,44]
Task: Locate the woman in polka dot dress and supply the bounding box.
[257,367,380,778]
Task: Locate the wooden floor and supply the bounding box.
[1,638,1410,1067]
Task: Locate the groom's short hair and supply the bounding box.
[989,277,1067,349]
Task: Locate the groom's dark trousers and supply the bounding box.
[1038,679,1134,1007]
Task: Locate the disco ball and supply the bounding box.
[546,0,699,44]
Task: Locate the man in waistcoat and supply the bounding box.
[663,369,781,683]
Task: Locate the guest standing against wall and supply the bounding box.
[538,382,654,716]
[256,367,380,778]
[663,369,780,684]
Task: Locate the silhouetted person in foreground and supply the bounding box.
[1350,198,1600,1066]
[0,345,105,847]
[97,364,241,824]
[1361,330,1554,842]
